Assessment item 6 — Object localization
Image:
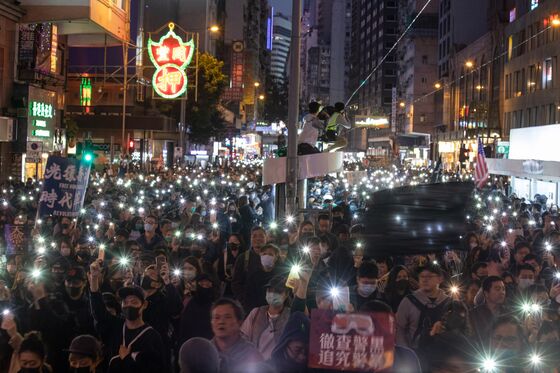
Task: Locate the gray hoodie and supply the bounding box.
[395,288,450,348]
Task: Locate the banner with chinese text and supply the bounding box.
[4,225,27,255]
[38,157,91,218]
[308,310,395,371]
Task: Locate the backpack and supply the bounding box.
[406,294,450,346]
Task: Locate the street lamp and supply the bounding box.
[434,82,441,89]
[259,94,265,100]
[209,25,220,33]
[465,61,474,68]
[399,102,405,108]
[254,82,260,88]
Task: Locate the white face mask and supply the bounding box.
[260,254,275,269]
[183,269,196,281]
[358,283,377,297]
[518,278,534,290]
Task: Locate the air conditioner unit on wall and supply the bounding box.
[0,117,16,142]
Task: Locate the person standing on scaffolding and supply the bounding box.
[323,102,351,152]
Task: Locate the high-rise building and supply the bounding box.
[301,0,351,105]
[349,0,399,155]
[434,0,510,169]
[397,0,440,137]
[270,13,291,84]
[223,0,271,126]
[503,0,560,136]
[437,0,489,79]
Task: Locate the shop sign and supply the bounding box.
[496,141,510,158]
[27,86,57,148]
[148,22,194,99]
[355,116,390,129]
[26,141,43,163]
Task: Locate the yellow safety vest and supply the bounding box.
[326,112,340,131]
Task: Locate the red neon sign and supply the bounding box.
[148,22,194,99]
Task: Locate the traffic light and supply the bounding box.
[128,139,135,154]
[82,139,94,163]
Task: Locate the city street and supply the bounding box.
[0,0,560,372]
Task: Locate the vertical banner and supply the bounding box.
[4,225,27,255]
[391,87,397,133]
[308,309,395,371]
[38,156,91,218]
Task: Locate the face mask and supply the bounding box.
[183,269,196,281]
[518,278,534,290]
[444,312,466,331]
[144,223,154,232]
[61,223,70,230]
[469,242,478,249]
[76,251,91,261]
[266,292,285,307]
[110,279,124,293]
[201,210,207,217]
[260,254,275,269]
[70,367,91,373]
[66,286,83,298]
[196,287,214,301]
[61,247,71,257]
[6,264,16,275]
[358,283,377,297]
[122,306,141,321]
[19,368,42,373]
[141,277,161,291]
[395,279,409,291]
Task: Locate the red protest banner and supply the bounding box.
[308,309,395,371]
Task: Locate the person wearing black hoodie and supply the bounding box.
[178,273,217,344]
[88,260,165,373]
[267,311,310,373]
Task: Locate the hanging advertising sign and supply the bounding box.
[148,22,195,99]
[27,86,57,151]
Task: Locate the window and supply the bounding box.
[509,8,516,22]
[422,55,428,64]
[543,58,553,88]
[528,65,536,93]
[531,0,538,10]
[420,114,426,122]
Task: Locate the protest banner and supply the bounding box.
[308,309,395,371]
[38,156,91,218]
[4,224,27,255]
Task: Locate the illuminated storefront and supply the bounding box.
[24,86,61,179]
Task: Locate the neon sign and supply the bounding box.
[148,22,194,99]
[80,77,92,113]
[30,101,54,119]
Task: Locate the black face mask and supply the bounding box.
[444,312,466,331]
[122,306,141,321]
[70,368,90,373]
[196,287,215,302]
[395,279,409,292]
[19,368,42,373]
[66,286,83,298]
[76,251,91,261]
[141,277,161,291]
[110,279,124,293]
[61,223,70,230]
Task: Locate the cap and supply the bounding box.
[65,335,102,359]
[265,275,288,293]
[117,285,145,303]
[65,266,86,282]
[417,263,443,276]
[102,292,121,314]
[115,228,130,238]
[195,273,214,283]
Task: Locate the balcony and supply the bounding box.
[20,0,129,46]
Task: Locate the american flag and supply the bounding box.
[474,138,489,189]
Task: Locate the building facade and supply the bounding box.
[270,12,291,84]
[349,0,399,155]
[503,0,560,137]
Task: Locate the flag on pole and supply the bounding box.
[474,138,489,189]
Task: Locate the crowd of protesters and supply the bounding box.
[0,159,559,373]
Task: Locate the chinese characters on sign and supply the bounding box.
[308,310,395,371]
[148,22,195,99]
[38,157,92,218]
[4,225,27,255]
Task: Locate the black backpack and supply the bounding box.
[406,294,451,346]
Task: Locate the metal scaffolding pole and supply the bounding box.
[284,0,302,216]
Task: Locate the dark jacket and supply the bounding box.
[267,312,310,373]
[178,293,214,344]
[244,268,283,313]
[107,324,165,373]
[231,249,262,306]
[136,233,164,251]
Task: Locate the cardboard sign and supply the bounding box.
[308,309,396,371]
